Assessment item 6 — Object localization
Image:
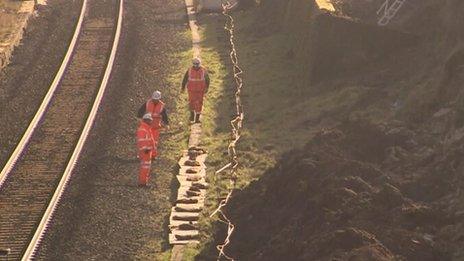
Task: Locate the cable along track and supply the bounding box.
[0,0,123,259]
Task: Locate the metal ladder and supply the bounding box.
[377,0,407,26]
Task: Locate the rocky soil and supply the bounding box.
[35,0,190,259]
[0,0,81,169]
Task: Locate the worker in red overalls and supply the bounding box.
[137,90,169,159]
[136,113,156,187]
[182,57,210,123]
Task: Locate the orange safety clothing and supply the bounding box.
[145,100,165,130]
[187,67,207,113]
[136,121,156,186]
[145,100,165,153]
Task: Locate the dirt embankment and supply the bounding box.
[200,0,464,260]
[208,121,457,260]
[250,0,419,84]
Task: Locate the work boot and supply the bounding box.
[194,113,201,123]
[189,111,195,123]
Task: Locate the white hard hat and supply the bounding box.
[143,113,153,121]
[192,57,201,65]
[152,90,161,100]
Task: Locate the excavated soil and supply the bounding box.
[200,0,464,260]
[203,121,461,260]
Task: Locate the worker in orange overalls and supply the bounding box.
[181,57,210,123]
[137,90,169,159]
[136,113,156,187]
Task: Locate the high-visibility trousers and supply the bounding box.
[138,150,152,186]
[188,90,205,113]
[150,128,160,159]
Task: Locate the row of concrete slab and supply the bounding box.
[168,124,208,245]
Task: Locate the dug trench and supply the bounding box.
[197,0,464,260]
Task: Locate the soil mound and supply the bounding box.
[200,0,464,259]
[201,121,455,260]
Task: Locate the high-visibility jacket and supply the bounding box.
[187,67,207,92]
[136,121,154,154]
[145,100,165,129]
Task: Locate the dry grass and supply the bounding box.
[0,0,22,10]
[0,0,24,42]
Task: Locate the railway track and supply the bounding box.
[0,0,123,259]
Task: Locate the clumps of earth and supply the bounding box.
[200,120,464,260]
[197,0,464,259]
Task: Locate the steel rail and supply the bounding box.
[21,0,124,259]
[0,0,122,259]
[0,0,88,189]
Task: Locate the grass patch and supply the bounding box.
[133,30,192,259]
[175,13,232,259]
[176,6,370,259]
[181,245,201,260]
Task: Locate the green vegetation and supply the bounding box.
[176,13,232,259]
[145,0,464,259]
[165,6,371,259]
[136,30,192,259]
[181,245,201,260]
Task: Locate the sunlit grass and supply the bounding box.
[174,4,371,258]
[177,13,232,259]
[134,30,192,259]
